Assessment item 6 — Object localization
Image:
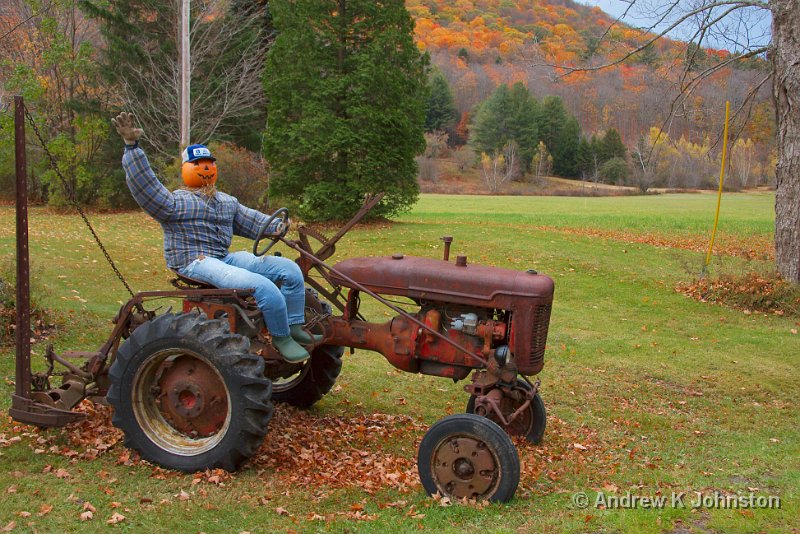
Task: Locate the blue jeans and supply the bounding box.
[179,251,305,337]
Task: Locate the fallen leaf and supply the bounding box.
[106,512,125,525]
[275,507,289,516]
[1,521,15,532]
[38,504,53,516]
[573,443,589,450]
[80,511,93,521]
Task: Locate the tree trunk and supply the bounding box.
[772,0,800,283]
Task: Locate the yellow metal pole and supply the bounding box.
[704,101,731,269]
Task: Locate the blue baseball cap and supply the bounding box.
[181,144,216,163]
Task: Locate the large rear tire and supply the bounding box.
[108,312,273,472]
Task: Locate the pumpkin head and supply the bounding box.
[180,144,217,188]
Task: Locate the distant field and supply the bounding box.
[0,192,796,533]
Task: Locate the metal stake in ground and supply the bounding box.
[14,96,31,400]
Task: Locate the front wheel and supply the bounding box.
[107,312,273,472]
[417,413,520,503]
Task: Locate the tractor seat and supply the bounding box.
[170,270,217,290]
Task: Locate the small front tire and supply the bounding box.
[417,413,520,503]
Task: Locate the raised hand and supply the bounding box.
[111,112,144,145]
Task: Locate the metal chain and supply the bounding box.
[23,104,136,299]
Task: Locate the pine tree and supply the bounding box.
[598,128,627,162]
[576,137,593,179]
[537,95,568,153]
[469,83,538,170]
[263,0,428,221]
[552,117,581,177]
[470,84,513,157]
[537,95,582,177]
[506,82,539,170]
[425,70,458,133]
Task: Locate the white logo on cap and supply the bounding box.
[192,147,211,158]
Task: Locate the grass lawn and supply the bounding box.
[0,191,797,532]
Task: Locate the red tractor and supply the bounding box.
[10,102,554,503]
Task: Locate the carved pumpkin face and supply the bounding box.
[182,158,218,188]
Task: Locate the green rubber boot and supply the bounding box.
[290,324,323,345]
[272,335,310,363]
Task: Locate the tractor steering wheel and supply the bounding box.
[253,207,290,257]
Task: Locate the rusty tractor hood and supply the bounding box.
[329,255,554,307]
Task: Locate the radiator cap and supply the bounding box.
[392,253,404,260]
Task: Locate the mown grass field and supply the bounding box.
[0,192,797,533]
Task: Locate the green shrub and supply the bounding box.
[599,156,630,184]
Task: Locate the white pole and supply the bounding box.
[180,0,190,148]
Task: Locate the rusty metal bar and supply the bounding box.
[313,193,384,262]
[14,95,31,400]
[441,236,453,261]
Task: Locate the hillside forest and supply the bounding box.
[0,0,775,210]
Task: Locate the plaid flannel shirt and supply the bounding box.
[122,146,272,270]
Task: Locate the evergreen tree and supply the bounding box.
[552,117,581,177]
[263,0,428,221]
[470,84,513,157]
[537,95,568,153]
[469,83,538,170]
[506,82,539,169]
[425,70,458,133]
[576,136,593,179]
[598,128,627,162]
[537,95,582,177]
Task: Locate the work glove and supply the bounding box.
[111,112,144,145]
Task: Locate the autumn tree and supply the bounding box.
[556,0,799,282]
[0,0,125,206]
[263,0,428,221]
[81,0,270,159]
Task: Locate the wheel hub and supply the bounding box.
[156,355,228,438]
[432,437,497,498]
